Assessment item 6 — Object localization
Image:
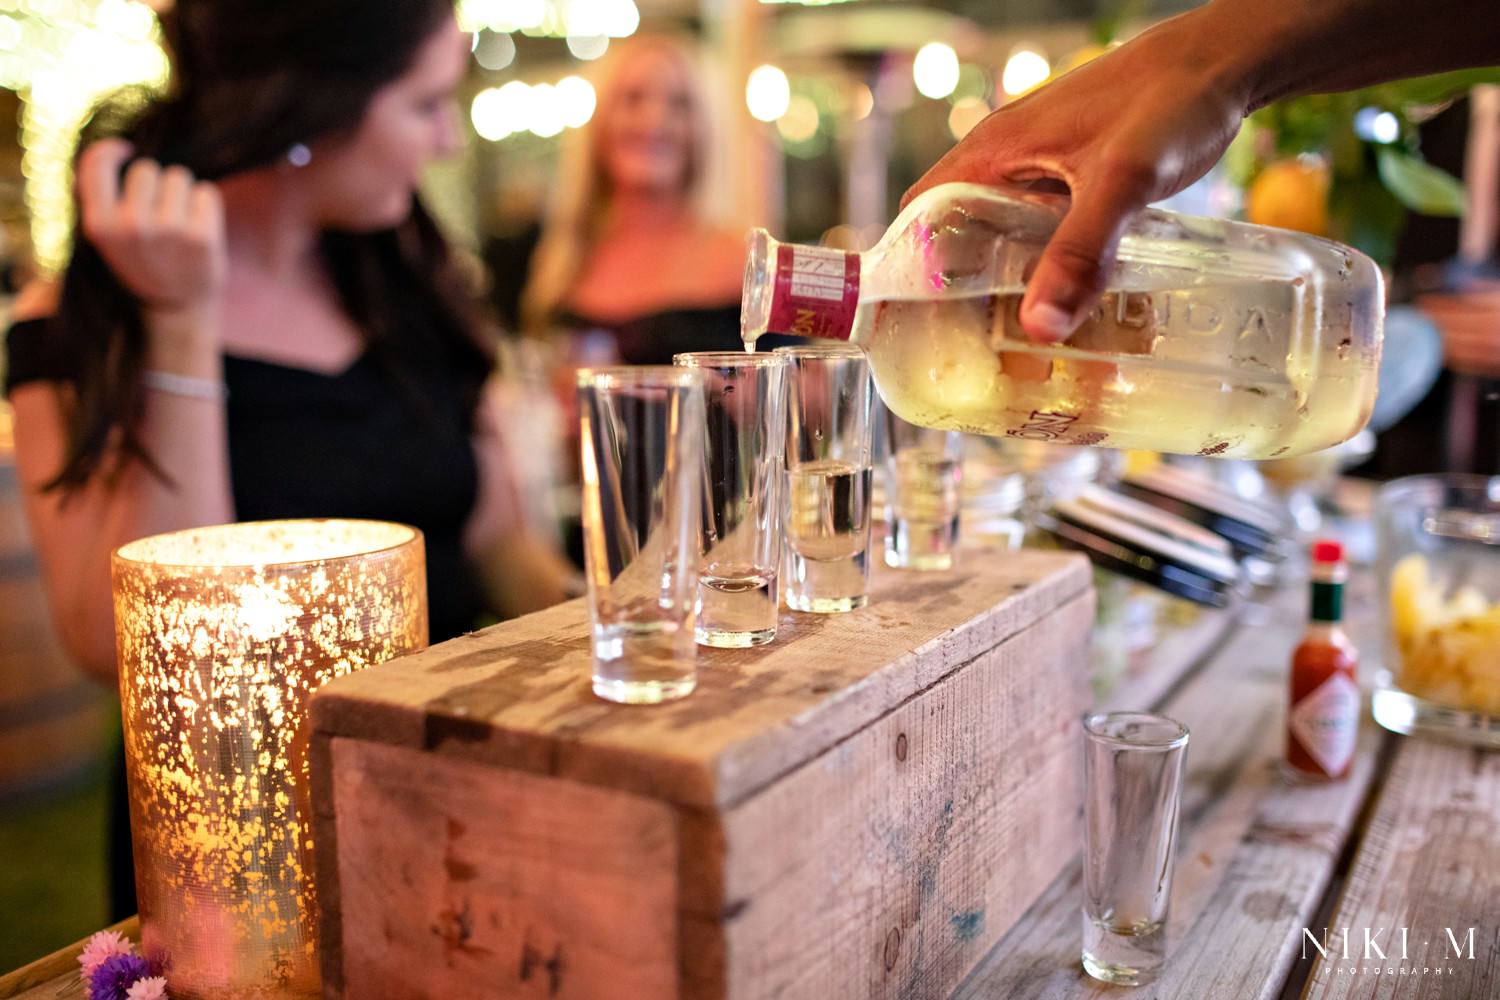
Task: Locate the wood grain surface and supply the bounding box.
[311,550,1092,811]
[312,550,1094,999]
[1302,738,1500,999]
[953,579,1390,1000]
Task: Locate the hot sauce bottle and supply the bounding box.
[1286,540,1360,780]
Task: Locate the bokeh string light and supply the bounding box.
[470,75,595,141]
[457,0,638,41]
[10,0,168,275]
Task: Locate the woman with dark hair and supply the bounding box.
[4,0,574,916]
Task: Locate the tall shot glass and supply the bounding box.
[674,352,788,647]
[882,406,964,570]
[578,367,704,703]
[1082,711,1190,986]
[775,345,874,613]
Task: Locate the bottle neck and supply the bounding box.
[1308,578,1344,623]
[742,233,862,345]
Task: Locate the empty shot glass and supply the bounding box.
[882,406,964,570]
[1082,711,1190,986]
[578,367,704,704]
[775,345,874,613]
[674,352,788,647]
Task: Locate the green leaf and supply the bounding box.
[1329,115,1364,177]
[1328,173,1406,266]
[1375,148,1466,215]
[1373,67,1500,107]
[1221,121,1258,189]
[1266,95,1341,155]
[1090,0,1146,44]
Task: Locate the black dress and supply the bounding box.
[5,317,488,920]
[4,318,485,642]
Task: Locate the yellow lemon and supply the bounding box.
[1245,158,1330,236]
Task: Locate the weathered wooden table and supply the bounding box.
[3,560,1497,1000]
[955,566,1500,1000]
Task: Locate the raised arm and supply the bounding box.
[10,138,233,680]
[905,0,1500,342]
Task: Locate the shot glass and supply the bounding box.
[882,406,964,570]
[578,367,704,703]
[1081,711,1190,986]
[775,345,874,613]
[674,352,788,647]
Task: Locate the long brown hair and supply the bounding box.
[45,0,491,491]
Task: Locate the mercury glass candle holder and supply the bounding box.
[111,519,427,999]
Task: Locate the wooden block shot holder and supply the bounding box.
[310,549,1093,1000]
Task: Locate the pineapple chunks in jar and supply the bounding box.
[1389,553,1500,714]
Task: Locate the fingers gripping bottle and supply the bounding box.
[741,183,1383,459]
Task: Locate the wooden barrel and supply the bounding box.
[0,413,109,801]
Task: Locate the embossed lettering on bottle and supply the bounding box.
[740,182,1384,458]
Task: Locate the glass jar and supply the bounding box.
[1372,473,1500,746]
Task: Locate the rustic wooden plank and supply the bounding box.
[952,576,1386,1000]
[316,583,1093,1000]
[1301,738,1500,999]
[324,739,681,1000]
[0,917,138,1000]
[712,591,1092,1000]
[307,732,347,999]
[311,549,1091,810]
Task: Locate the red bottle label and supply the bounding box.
[767,244,860,340]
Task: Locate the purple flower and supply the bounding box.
[89,953,152,1000]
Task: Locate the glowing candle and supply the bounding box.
[112,520,427,999]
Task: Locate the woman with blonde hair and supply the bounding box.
[519,33,749,362]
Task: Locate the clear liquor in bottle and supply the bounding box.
[742,183,1383,459]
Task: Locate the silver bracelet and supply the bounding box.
[141,369,228,401]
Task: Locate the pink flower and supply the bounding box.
[78,931,134,981]
[124,976,168,1000]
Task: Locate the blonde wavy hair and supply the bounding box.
[519,33,730,335]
